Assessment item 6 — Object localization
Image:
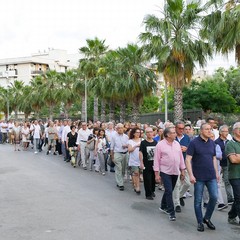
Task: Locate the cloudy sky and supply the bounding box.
[0,0,236,72]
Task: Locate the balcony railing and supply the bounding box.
[31,70,44,75]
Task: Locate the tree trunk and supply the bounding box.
[236,44,240,66]
[49,105,54,121]
[108,101,115,122]
[173,87,183,122]
[132,101,140,123]
[100,99,106,122]
[14,109,18,120]
[119,101,126,123]
[93,97,98,122]
[81,94,86,121]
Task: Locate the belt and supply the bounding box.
[117,152,127,154]
[80,140,87,142]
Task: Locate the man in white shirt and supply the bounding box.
[1,120,8,144]
[76,122,91,169]
[61,119,71,161]
[110,123,129,191]
[30,120,41,153]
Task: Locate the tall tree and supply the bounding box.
[202,0,240,65]
[139,0,212,121]
[41,70,61,120]
[8,80,24,120]
[79,37,108,122]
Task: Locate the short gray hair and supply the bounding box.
[163,126,175,138]
[219,125,229,133]
[233,122,240,130]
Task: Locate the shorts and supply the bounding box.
[129,166,140,174]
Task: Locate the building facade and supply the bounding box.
[0,49,79,87]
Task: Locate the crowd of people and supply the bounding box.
[0,117,240,231]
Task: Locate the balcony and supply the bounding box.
[31,70,44,75]
[0,70,17,78]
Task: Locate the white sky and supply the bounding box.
[0,0,236,72]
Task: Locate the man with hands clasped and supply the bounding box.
[185,123,219,232]
[153,126,186,221]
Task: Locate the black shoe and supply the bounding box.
[180,197,185,206]
[110,169,115,172]
[119,186,124,191]
[175,205,181,213]
[152,192,156,197]
[203,218,215,230]
[146,196,154,200]
[46,151,49,155]
[197,223,204,232]
[53,152,57,155]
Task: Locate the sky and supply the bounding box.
[0,0,236,73]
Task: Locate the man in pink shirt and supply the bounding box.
[154,126,186,221]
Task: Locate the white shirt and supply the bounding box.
[1,122,8,133]
[62,125,71,141]
[128,139,141,166]
[76,128,91,144]
[105,129,116,143]
[30,124,41,139]
[111,132,129,153]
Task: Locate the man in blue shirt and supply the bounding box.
[173,121,191,213]
[186,123,219,232]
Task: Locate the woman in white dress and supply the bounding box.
[128,127,141,194]
[21,122,30,150]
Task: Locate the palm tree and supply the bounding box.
[59,70,79,119]
[116,44,157,122]
[41,70,61,120]
[8,80,24,120]
[79,37,108,122]
[201,0,240,65]
[29,76,45,119]
[139,0,212,121]
[0,87,12,120]
[19,85,33,119]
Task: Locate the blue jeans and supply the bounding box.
[194,179,218,223]
[160,172,178,216]
[229,178,240,219]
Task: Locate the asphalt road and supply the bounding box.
[0,144,239,240]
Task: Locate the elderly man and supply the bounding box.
[186,123,219,232]
[215,125,234,205]
[173,121,191,213]
[110,123,129,191]
[225,122,240,225]
[154,126,185,221]
[76,122,91,169]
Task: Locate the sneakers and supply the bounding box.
[175,205,181,213]
[228,200,234,205]
[180,197,185,206]
[228,217,239,225]
[159,207,170,215]
[146,196,154,200]
[169,215,176,221]
[217,204,228,211]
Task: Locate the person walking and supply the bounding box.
[128,128,141,194]
[185,123,219,232]
[173,121,191,213]
[225,122,240,225]
[139,127,157,200]
[154,126,185,221]
[110,123,129,191]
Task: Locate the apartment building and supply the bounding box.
[0,49,79,87]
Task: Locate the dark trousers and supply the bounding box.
[160,172,178,216]
[56,139,62,155]
[229,178,240,219]
[143,169,155,197]
[64,141,70,160]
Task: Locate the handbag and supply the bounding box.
[107,155,115,168]
[86,139,95,151]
